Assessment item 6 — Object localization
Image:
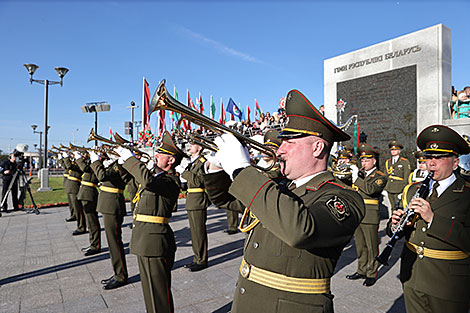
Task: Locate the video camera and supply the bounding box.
[12,149,26,169]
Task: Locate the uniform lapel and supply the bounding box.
[430,176,465,212]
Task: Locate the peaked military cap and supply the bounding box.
[338,149,353,159]
[278,90,350,143]
[264,129,282,148]
[156,131,187,159]
[357,143,379,158]
[388,140,403,150]
[417,125,470,157]
[414,150,425,162]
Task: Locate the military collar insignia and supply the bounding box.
[326,196,350,221]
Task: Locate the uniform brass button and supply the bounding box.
[253,242,259,249]
[420,241,424,245]
[241,264,250,278]
[418,254,424,259]
[421,227,426,232]
[239,287,245,294]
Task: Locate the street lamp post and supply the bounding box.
[81,102,111,146]
[24,63,68,191]
[31,124,43,168]
[126,101,139,142]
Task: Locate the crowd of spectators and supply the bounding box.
[451,85,470,118]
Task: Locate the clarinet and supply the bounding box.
[376,171,434,266]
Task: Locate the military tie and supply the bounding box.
[427,182,440,203]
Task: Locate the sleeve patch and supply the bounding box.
[326,196,350,221]
[375,179,384,186]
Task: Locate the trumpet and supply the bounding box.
[175,117,218,152]
[87,129,151,159]
[68,143,119,157]
[149,79,277,171]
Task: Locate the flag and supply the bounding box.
[210,95,216,120]
[109,128,113,140]
[188,89,197,111]
[219,98,226,125]
[197,92,204,114]
[246,105,251,122]
[142,78,151,130]
[354,120,359,154]
[159,110,166,135]
[255,99,262,119]
[186,90,193,130]
[279,97,286,109]
[226,98,243,121]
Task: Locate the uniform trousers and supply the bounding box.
[354,223,379,278]
[82,200,101,250]
[225,209,239,231]
[404,284,469,313]
[187,209,208,265]
[102,213,128,282]
[68,193,86,231]
[138,254,175,313]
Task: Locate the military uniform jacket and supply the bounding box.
[75,158,98,202]
[181,155,210,211]
[127,177,138,196]
[123,156,181,257]
[62,157,82,194]
[353,168,387,224]
[205,167,365,311]
[91,160,131,216]
[385,157,411,193]
[394,176,470,302]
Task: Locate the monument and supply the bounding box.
[324,24,455,164]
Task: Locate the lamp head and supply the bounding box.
[55,67,69,86]
[31,124,37,131]
[24,64,39,83]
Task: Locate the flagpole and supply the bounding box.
[142,77,145,131]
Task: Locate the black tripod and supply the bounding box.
[1,168,39,215]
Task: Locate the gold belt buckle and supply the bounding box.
[241,263,251,278]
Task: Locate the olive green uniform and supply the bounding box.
[58,158,74,219]
[389,176,470,313]
[63,157,86,232]
[181,155,211,266]
[204,168,365,313]
[123,156,181,313]
[127,177,138,215]
[352,169,387,279]
[76,158,101,251]
[384,157,411,208]
[91,160,131,283]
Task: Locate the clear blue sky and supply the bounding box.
[1,0,469,154]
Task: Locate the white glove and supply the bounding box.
[57,153,63,160]
[89,151,99,163]
[206,154,222,169]
[114,147,133,164]
[175,165,185,175]
[103,159,114,168]
[61,152,68,158]
[213,133,250,179]
[73,151,82,160]
[351,164,359,182]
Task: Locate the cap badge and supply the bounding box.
[431,127,440,133]
[430,143,439,149]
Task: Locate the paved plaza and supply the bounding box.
[0,199,407,313]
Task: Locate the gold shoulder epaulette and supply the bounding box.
[376,170,385,176]
[400,157,409,161]
[199,156,206,163]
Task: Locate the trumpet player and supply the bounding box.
[89,150,132,290]
[115,131,185,313]
[389,125,470,313]
[59,151,86,235]
[73,151,101,256]
[346,144,387,287]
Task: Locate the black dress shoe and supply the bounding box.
[65,216,77,222]
[363,277,377,287]
[101,275,114,285]
[72,230,87,236]
[346,272,366,280]
[103,278,127,290]
[224,229,238,235]
[184,262,196,269]
[83,248,101,256]
[188,263,208,272]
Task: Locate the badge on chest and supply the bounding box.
[326,196,350,221]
